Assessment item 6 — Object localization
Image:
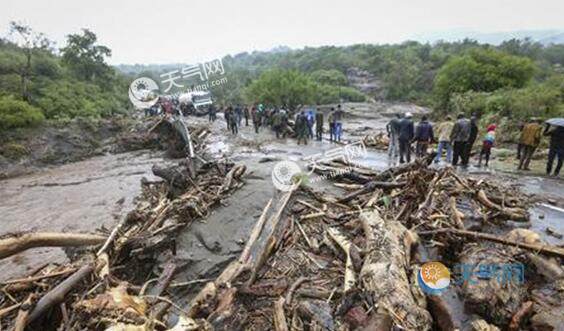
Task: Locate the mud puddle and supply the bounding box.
[0,150,174,281]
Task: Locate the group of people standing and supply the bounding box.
[386,113,563,176]
[387,113,493,167]
[217,104,346,145]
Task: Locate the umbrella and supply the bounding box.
[545,118,564,127]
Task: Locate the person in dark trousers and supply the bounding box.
[516,122,525,160]
[235,105,242,127]
[306,110,315,139]
[544,122,564,177]
[463,115,479,166]
[398,112,415,163]
[450,113,471,166]
[414,115,434,158]
[224,106,232,130]
[328,109,335,142]
[295,111,309,145]
[315,111,324,141]
[273,110,283,138]
[244,107,250,126]
[208,104,216,122]
[478,124,496,167]
[386,114,401,162]
[518,118,543,170]
[251,106,260,134]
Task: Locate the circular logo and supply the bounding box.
[272,160,302,192]
[128,77,160,109]
[417,262,450,295]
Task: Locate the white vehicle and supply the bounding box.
[178,91,212,109]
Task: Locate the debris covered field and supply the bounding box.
[0,117,563,331]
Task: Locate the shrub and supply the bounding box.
[0,96,44,130]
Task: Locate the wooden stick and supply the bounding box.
[0,233,106,260]
[327,228,356,292]
[27,264,94,324]
[1,268,77,285]
[247,186,297,285]
[14,295,33,331]
[239,198,273,264]
[273,297,289,331]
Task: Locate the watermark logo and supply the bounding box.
[453,262,524,286]
[128,77,159,109]
[418,262,451,295]
[272,160,302,192]
[160,58,228,93]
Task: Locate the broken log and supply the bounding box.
[0,233,106,260]
[27,263,94,324]
[359,210,432,330]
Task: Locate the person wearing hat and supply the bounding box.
[398,112,415,163]
[518,118,543,171]
[478,124,496,167]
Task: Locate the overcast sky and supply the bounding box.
[2,0,563,64]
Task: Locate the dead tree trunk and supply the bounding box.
[359,210,432,330]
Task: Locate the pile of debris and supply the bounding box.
[362,133,388,150]
[0,123,247,330]
[182,156,564,330]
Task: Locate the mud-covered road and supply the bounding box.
[1,102,563,283]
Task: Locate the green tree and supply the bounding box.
[60,29,112,82]
[433,48,536,110]
[8,22,51,102]
[244,69,317,110]
[309,69,348,86]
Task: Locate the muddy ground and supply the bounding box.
[1,102,562,299]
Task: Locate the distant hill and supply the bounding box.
[412,29,564,45]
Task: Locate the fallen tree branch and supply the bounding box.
[0,233,106,260]
[27,263,94,324]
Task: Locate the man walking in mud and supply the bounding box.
[229,107,239,135]
[398,112,415,163]
[451,113,471,167]
[333,105,344,142]
[208,104,216,122]
[544,121,564,177]
[295,111,309,145]
[386,114,401,163]
[518,118,543,171]
[315,110,324,141]
[463,114,479,166]
[244,106,250,126]
[328,109,335,142]
[251,106,260,134]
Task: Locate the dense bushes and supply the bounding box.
[244,69,366,108]
[0,96,44,129]
[434,48,536,109]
